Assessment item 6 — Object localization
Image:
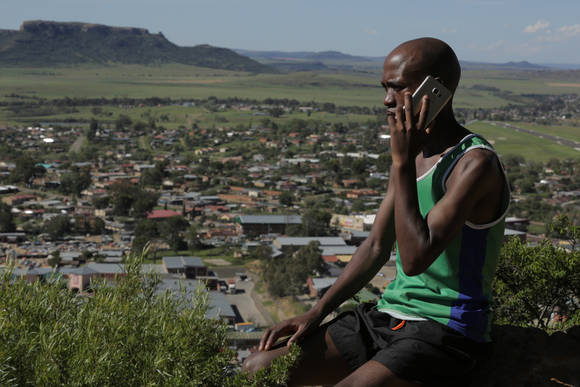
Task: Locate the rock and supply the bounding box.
[468,325,580,387]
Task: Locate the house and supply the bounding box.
[272,237,347,256]
[162,256,207,279]
[155,278,236,324]
[234,215,302,238]
[307,277,337,298]
[320,245,358,263]
[147,209,182,220]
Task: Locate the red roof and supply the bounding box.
[322,255,339,263]
[147,209,182,219]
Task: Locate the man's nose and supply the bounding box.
[384,90,395,106]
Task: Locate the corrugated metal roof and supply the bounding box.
[155,279,235,319]
[86,263,125,274]
[163,256,204,270]
[237,215,302,225]
[275,237,346,247]
[312,277,337,290]
[320,246,357,256]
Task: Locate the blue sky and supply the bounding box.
[3,0,580,64]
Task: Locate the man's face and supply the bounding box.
[381,52,424,118]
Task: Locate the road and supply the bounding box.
[69,134,86,153]
[224,275,273,328]
[472,120,580,152]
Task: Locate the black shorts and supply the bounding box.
[327,303,492,385]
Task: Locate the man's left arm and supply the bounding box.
[389,93,502,276]
[393,151,500,276]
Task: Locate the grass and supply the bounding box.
[504,121,580,143]
[2,64,579,109]
[2,63,579,161]
[466,121,580,162]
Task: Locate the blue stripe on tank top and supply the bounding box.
[448,225,490,342]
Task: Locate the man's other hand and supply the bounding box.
[259,309,323,351]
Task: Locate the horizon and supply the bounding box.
[2,1,580,65]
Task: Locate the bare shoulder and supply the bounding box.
[446,147,506,223]
[447,147,503,190]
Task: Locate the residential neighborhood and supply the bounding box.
[1,96,579,367]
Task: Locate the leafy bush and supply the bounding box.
[0,255,299,386]
[493,216,580,330]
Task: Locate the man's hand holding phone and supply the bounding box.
[388,92,430,167]
[388,75,451,166]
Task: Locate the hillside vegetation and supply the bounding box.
[0,21,273,73]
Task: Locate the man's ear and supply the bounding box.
[434,76,444,86]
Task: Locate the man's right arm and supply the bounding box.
[259,174,396,351]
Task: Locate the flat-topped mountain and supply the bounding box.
[0,20,273,72]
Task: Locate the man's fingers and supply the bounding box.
[287,326,305,347]
[387,114,396,131]
[259,327,272,351]
[394,105,404,128]
[417,95,430,130]
[404,92,413,129]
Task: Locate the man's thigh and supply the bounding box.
[336,360,420,387]
[243,326,352,386]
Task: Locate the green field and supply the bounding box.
[1,63,580,161]
[2,64,579,108]
[504,121,580,143]
[466,121,580,161]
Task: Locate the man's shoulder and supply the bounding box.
[446,146,505,194]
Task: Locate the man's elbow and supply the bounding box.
[400,255,429,276]
[365,237,389,262]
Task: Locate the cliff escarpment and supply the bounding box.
[0,20,273,72]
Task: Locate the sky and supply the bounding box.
[3,0,580,64]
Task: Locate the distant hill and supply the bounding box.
[235,49,379,72]
[237,48,570,72]
[460,60,549,71]
[236,49,374,63]
[0,20,273,72]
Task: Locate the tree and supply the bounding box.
[47,250,61,268]
[60,169,92,197]
[132,219,159,254]
[131,190,159,218]
[110,181,159,218]
[44,215,71,241]
[87,118,98,141]
[9,155,45,185]
[0,202,15,232]
[254,244,273,261]
[262,241,326,297]
[115,114,132,130]
[493,216,580,330]
[279,191,294,207]
[186,223,203,251]
[158,216,189,252]
[140,162,167,188]
[301,208,332,236]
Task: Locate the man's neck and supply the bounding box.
[421,114,467,158]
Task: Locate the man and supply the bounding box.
[243,37,509,386]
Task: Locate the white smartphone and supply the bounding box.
[411,75,452,128]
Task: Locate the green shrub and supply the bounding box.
[493,216,580,330]
[0,255,299,386]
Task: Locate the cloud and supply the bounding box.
[559,24,580,38]
[523,20,550,33]
[363,28,377,36]
[537,24,580,42]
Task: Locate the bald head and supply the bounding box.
[385,37,461,93]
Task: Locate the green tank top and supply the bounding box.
[377,133,510,342]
